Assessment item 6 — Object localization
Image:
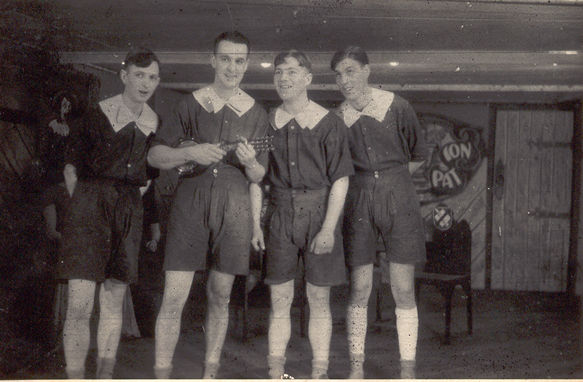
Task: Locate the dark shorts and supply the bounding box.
[42,182,71,232]
[163,168,252,275]
[343,166,426,267]
[59,179,143,283]
[264,188,347,286]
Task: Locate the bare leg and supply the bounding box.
[347,263,374,379]
[389,262,418,379]
[96,279,127,378]
[154,271,195,377]
[63,279,96,379]
[203,269,235,378]
[306,282,332,379]
[267,280,294,378]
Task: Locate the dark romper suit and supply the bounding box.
[59,95,159,283]
[339,89,428,266]
[153,87,269,275]
[264,101,354,286]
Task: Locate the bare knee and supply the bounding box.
[349,264,374,306]
[306,284,330,314]
[66,280,96,320]
[158,271,196,319]
[159,289,189,319]
[349,279,372,306]
[391,284,416,309]
[99,282,126,318]
[270,283,294,318]
[66,301,93,321]
[207,283,231,310]
[389,263,416,309]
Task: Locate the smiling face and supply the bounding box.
[334,57,370,102]
[273,56,312,102]
[120,61,160,106]
[211,40,249,91]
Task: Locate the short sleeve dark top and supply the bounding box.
[266,103,354,190]
[338,91,428,172]
[65,103,158,187]
[151,89,269,178]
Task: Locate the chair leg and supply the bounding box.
[439,285,455,345]
[242,285,249,341]
[299,284,307,337]
[462,281,472,335]
[231,275,247,341]
[376,282,383,321]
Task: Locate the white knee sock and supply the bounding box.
[267,355,286,379]
[347,304,367,378]
[155,315,181,369]
[308,307,332,364]
[347,304,368,356]
[395,306,418,361]
[311,358,329,379]
[63,317,90,377]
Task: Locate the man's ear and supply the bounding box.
[362,64,371,80]
[305,72,313,86]
[210,54,216,70]
[120,68,128,85]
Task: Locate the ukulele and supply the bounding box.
[175,136,274,177]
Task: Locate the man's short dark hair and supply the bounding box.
[274,50,312,73]
[122,47,160,70]
[213,31,250,55]
[330,46,369,71]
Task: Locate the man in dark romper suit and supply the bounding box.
[59,48,161,379]
[148,31,269,379]
[332,46,428,379]
[251,50,353,379]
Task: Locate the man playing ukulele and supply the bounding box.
[147,31,269,379]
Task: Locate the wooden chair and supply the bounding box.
[230,248,263,341]
[230,274,251,341]
[415,219,473,344]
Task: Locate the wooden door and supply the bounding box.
[491,107,573,291]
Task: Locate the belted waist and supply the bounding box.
[270,187,329,206]
[354,165,408,179]
[82,176,144,189]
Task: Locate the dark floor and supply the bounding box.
[4,282,583,380]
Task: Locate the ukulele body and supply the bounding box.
[174,136,273,177]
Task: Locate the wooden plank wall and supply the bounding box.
[577,101,583,296]
[491,110,507,289]
[493,108,572,292]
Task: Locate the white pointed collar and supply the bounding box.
[99,94,158,135]
[338,87,394,127]
[272,100,329,130]
[193,86,255,117]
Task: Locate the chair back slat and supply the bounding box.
[425,220,471,276]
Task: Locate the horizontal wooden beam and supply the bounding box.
[160,82,583,92]
[60,50,582,68]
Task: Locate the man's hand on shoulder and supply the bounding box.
[49,119,70,136]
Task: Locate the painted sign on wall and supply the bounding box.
[413,114,485,204]
[414,113,488,288]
